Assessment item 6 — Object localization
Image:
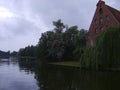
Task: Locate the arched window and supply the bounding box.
[95,19,98,24]
[100,27,104,31]
[106,16,109,22]
[106,25,108,28]
[99,8,103,14]
[95,28,98,33]
[91,40,94,46]
[99,17,103,24]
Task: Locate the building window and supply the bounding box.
[106,25,108,28]
[100,27,104,31]
[95,19,98,24]
[95,28,98,33]
[106,16,109,22]
[91,40,94,46]
[99,17,103,24]
[99,8,103,14]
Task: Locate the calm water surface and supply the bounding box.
[0,61,38,90]
[36,66,120,90]
[1,61,120,90]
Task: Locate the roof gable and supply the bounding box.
[107,5,120,23]
[87,0,120,47]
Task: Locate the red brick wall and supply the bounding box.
[87,1,120,47]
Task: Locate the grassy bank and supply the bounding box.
[49,61,120,71]
[49,61,80,67]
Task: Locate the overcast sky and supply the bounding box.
[0,0,119,51]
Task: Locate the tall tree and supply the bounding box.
[37,20,87,63]
[37,31,55,62]
[53,19,65,33]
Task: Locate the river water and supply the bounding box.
[0,61,38,90]
[0,60,120,90]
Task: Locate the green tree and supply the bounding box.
[37,31,55,62]
[37,19,87,63]
[53,19,65,33]
[18,45,36,57]
[95,26,120,68]
[73,29,87,60]
[80,26,120,70]
[52,20,65,61]
[63,26,79,60]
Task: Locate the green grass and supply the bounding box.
[49,61,120,71]
[49,61,80,67]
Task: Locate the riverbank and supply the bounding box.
[49,61,80,69]
[49,61,120,72]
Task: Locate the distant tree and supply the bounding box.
[18,45,36,57]
[0,50,10,58]
[10,51,18,57]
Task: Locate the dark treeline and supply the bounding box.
[0,50,10,58]
[0,50,17,59]
[18,45,36,58]
[18,45,36,69]
[10,51,18,57]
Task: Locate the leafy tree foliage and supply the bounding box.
[53,19,65,33]
[18,45,36,57]
[80,27,120,70]
[17,20,87,64]
[10,51,18,57]
[37,31,56,63]
[37,19,87,63]
[0,50,10,58]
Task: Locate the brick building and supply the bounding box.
[87,0,120,47]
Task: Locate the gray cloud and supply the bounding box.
[28,0,97,29]
[0,17,37,39]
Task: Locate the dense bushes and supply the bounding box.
[80,27,120,70]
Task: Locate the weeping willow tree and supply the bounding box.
[80,26,120,70]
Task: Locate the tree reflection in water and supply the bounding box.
[19,61,120,90]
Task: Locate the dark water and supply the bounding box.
[36,66,120,90]
[1,61,120,90]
